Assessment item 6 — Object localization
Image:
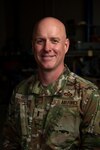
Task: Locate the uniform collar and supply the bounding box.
[31,65,71,96]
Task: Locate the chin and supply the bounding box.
[40,63,54,68]
[41,65,55,71]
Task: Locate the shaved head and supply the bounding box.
[32,16,70,74]
[32,17,67,39]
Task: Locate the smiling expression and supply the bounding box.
[32,17,69,72]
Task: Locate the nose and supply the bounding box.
[44,41,51,52]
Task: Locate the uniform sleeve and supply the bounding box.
[80,88,100,150]
[2,90,22,150]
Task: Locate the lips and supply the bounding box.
[43,55,54,57]
[42,55,55,60]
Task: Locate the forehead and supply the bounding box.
[38,24,60,35]
[33,18,66,38]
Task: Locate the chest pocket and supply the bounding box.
[15,93,35,136]
[44,96,81,144]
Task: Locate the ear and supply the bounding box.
[65,38,70,54]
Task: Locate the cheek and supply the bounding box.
[58,46,66,55]
[33,46,42,56]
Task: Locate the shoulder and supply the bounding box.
[64,66,98,90]
[14,75,36,93]
[68,71,98,90]
[66,71,100,102]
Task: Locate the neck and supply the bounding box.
[38,65,65,86]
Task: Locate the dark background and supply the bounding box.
[0,0,100,147]
[0,0,100,51]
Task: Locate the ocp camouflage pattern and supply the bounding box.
[3,66,100,150]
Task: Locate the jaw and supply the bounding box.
[38,58,64,72]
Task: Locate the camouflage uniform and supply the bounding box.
[3,66,100,150]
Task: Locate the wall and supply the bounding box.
[0,0,100,52]
[0,0,6,49]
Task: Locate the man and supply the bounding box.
[3,17,100,150]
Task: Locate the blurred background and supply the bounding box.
[0,0,100,147]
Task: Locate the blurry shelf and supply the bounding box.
[0,50,100,59]
[67,50,100,57]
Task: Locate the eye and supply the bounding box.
[51,38,60,44]
[35,38,44,45]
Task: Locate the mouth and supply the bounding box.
[42,55,55,60]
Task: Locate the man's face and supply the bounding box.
[32,20,69,71]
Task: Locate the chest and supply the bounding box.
[16,91,81,131]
